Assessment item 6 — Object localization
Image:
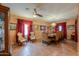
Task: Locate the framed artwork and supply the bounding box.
[40,25,47,32]
[9,23,16,30]
[68,25,75,30]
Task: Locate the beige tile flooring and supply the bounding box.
[12,40,77,56]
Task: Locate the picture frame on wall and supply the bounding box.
[40,25,47,32]
[68,25,75,30]
[9,23,16,30]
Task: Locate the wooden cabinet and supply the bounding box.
[0,5,10,56]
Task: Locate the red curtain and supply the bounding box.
[16,19,25,43]
[75,19,77,42]
[26,20,32,41]
[62,22,67,39]
[16,19,32,42]
[16,19,25,37]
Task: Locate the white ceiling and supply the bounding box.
[3,3,79,22]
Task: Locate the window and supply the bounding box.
[58,25,62,31]
[24,24,28,36]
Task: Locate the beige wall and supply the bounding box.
[9,14,76,47]
[52,18,76,39]
[9,14,30,46]
[66,19,76,39]
[32,19,50,41]
[9,14,51,46]
[9,15,17,46]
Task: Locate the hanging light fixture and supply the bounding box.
[51,23,56,27]
[33,14,37,17]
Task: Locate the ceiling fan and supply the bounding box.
[33,8,43,17]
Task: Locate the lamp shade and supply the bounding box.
[51,23,56,27]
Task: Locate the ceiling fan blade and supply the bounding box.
[34,8,43,17]
[36,14,43,17]
[34,8,37,14]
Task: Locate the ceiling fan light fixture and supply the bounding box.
[51,23,56,27]
[33,14,37,17]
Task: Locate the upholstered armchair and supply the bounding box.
[17,32,26,44]
[30,32,36,41]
